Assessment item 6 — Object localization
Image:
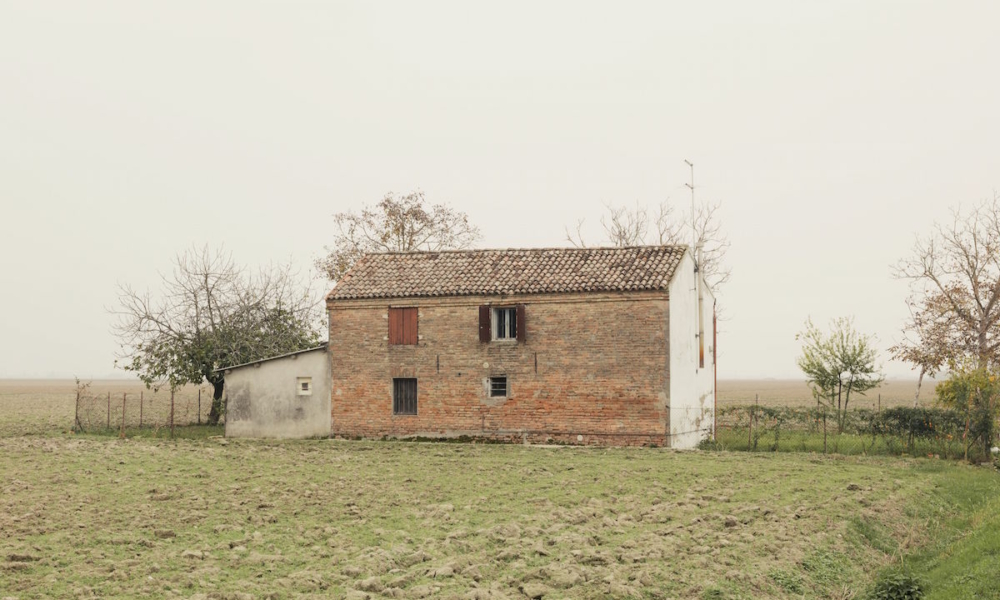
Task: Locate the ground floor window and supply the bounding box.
[393,378,417,415]
[490,376,508,397]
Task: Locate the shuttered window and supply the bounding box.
[479,304,526,343]
[389,307,418,345]
[393,378,417,415]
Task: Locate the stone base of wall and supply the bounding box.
[331,429,668,447]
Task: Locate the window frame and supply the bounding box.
[489,376,508,398]
[392,378,418,416]
[491,306,517,341]
[297,377,312,396]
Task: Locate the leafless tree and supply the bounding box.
[112,246,322,424]
[316,191,482,281]
[893,193,1000,393]
[566,199,731,291]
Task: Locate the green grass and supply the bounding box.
[715,427,980,461]
[2,437,999,599]
[77,424,225,440]
[892,462,1000,600]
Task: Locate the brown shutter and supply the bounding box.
[404,307,417,345]
[479,305,491,343]
[390,307,418,345]
[388,308,401,345]
[516,304,526,343]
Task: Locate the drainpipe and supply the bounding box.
[713,301,718,440]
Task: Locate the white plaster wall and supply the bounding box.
[668,251,717,449]
[224,348,331,439]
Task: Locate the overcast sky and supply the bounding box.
[1,1,998,379]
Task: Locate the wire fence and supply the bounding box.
[72,382,219,436]
[714,403,998,462]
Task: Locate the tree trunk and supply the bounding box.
[836,379,843,433]
[914,367,925,408]
[207,378,225,425]
[842,381,854,433]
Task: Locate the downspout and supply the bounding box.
[713,300,718,440]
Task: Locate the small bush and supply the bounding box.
[867,571,924,600]
[697,437,721,451]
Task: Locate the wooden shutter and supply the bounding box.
[516,304,526,343]
[403,308,417,345]
[479,305,491,343]
[389,308,401,344]
[389,307,418,345]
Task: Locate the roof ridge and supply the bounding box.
[358,244,689,256]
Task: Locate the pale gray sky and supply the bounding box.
[1,1,998,379]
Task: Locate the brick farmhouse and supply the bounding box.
[326,245,716,448]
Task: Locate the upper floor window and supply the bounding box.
[479,304,526,343]
[389,307,418,345]
[492,307,517,340]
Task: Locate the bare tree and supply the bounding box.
[893,194,1000,382]
[112,246,322,425]
[566,198,731,291]
[316,191,482,281]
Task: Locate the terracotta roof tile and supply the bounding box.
[327,245,687,301]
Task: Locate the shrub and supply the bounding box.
[867,571,924,600]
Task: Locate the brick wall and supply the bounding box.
[327,291,671,446]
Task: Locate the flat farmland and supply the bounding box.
[1,380,997,600]
[0,379,211,437]
[717,379,938,409]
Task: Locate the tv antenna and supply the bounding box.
[684,159,698,268]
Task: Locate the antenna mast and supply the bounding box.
[684,159,697,267]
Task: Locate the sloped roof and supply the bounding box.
[327,245,687,301]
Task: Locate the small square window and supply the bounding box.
[492,307,517,340]
[297,377,312,396]
[490,376,507,397]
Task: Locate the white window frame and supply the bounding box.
[491,307,517,341]
[297,377,312,396]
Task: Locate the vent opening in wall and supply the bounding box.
[297,377,312,396]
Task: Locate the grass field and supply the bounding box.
[1,380,998,600]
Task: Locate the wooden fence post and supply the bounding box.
[139,391,143,428]
[198,388,201,425]
[119,393,127,438]
[74,388,81,432]
[823,409,827,454]
[106,392,111,430]
[170,389,175,439]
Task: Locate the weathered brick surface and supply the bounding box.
[327,291,671,446]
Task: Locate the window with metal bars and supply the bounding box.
[393,378,417,415]
[490,376,507,397]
